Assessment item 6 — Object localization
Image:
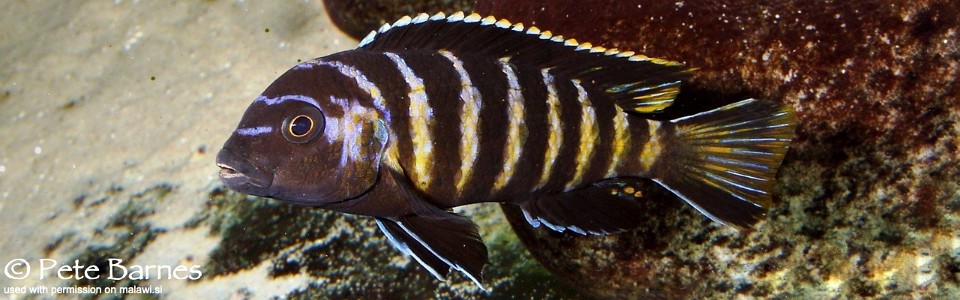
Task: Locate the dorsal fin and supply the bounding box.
[357,12,693,114]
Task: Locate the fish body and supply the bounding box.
[311,49,663,206]
[216,12,797,288]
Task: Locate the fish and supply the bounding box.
[215,11,797,289]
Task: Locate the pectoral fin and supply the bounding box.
[374,169,488,289]
[375,212,488,289]
[375,217,449,279]
[515,178,652,235]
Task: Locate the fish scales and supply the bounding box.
[412,52,464,200]
[339,51,638,204]
[541,73,585,191]
[492,61,525,194]
[216,11,797,289]
[627,119,656,174]
[320,49,643,204]
[500,61,550,196]
[320,52,412,160]
[384,51,460,197]
[383,53,434,191]
[438,51,482,198]
[449,51,511,202]
[606,106,632,178]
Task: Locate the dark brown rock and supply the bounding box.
[476,0,960,298]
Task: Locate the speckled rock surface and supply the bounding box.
[43,184,579,298]
[322,0,474,40]
[192,188,579,298]
[473,0,960,298]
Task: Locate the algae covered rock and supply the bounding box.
[196,187,579,298]
[310,0,959,297]
[474,0,960,298]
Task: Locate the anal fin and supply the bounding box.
[515,178,653,235]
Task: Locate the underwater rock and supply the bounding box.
[45,184,173,293]
[197,188,580,298]
[473,0,960,298]
[321,0,474,40]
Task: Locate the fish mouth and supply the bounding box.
[217,163,251,182]
[216,149,272,191]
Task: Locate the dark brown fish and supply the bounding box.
[216,12,797,289]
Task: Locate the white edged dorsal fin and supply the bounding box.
[357,11,693,114]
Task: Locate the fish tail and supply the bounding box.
[650,99,797,227]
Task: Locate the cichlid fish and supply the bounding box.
[216,12,796,288]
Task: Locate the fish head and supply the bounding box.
[217,65,389,206]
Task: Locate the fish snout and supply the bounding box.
[216,149,273,191]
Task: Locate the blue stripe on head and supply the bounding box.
[236,126,273,136]
[254,94,321,109]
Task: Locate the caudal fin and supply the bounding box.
[651,99,797,228]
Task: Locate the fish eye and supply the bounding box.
[282,106,324,144]
[289,115,312,137]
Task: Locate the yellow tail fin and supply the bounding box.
[651,99,797,227]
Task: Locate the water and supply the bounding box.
[1,0,958,299]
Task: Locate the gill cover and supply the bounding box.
[333,117,390,201]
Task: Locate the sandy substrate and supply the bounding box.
[0,1,352,298]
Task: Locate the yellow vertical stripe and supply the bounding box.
[535,69,562,190]
[384,52,433,188]
[438,51,482,196]
[564,80,597,191]
[640,119,662,173]
[606,107,631,177]
[492,61,526,192]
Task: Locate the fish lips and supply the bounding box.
[216,149,274,195]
